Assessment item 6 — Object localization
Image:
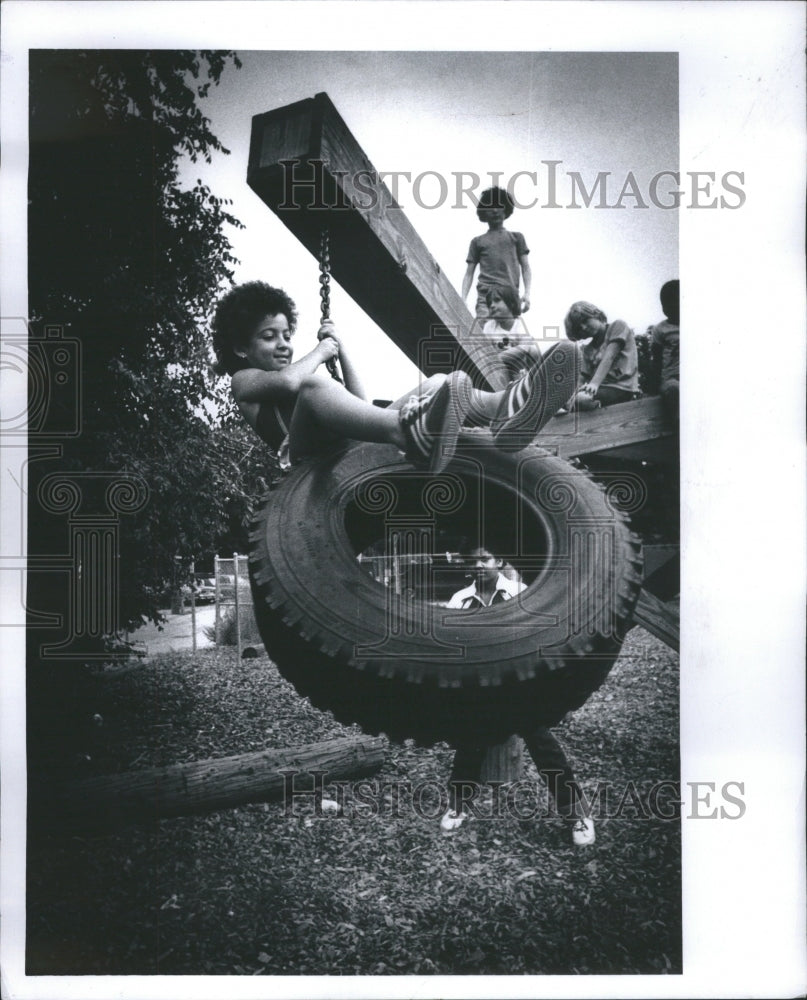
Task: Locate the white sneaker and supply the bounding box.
[439,808,469,835]
[571,817,595,846]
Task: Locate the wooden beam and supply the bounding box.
[536,396,674,459]
[248,92,507,390]
[642,544,680,601]
[590,435,678,465]
[632,589,680,652]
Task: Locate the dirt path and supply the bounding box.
[130,606,217,658]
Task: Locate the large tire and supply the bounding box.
[248,435,642,745]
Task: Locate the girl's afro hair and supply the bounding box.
[211,281,298,376]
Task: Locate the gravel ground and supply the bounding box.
[27,626,681,977]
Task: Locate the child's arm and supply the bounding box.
[461,261,477,303]
[582,340,621,394]
[519,253,532,313]
[231,338,339,405]
[579,322,629,395]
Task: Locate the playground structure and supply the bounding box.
[244,93,679,762]
[36,92,679,831]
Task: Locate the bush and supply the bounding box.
[636,330,660,396]
[203,603,262,647]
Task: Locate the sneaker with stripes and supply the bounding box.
[490,341,578,452]
[399,371,472,473]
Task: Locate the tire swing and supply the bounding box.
[248,434,643,746]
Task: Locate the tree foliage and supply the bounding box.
[27,49,261,641]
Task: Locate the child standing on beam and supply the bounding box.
[461,187,532,320]
[211,282,577,472]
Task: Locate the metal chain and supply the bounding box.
[318,228,343,383]
[319,229,331,321]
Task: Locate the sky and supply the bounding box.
[186,50,678,398]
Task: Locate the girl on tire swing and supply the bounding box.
[211,281,577,471]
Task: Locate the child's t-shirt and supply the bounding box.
[650,319,679,386]
[481,317,532,351]
[466,229,529,292]
[580,320,639,393]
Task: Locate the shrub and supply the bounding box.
[203,604,262,647]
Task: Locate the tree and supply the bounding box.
[27,49,248,659]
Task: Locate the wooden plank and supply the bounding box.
[632,589,680,652]
[536,396,673,459]
[248,92,507,390]
[592,435,678,464]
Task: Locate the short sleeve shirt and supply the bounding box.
[650,320,679,385]
[481,317,533,352]
[466,229,529,292]
[580,320,639,394]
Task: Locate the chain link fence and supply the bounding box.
[212,553,259,657]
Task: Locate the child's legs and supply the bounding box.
[660,379,679,425]
[288,375,404,463]
[448,743,487,812]
[467,341,579,429]
[594,385,636,407]
[386,373,448,411]
[522,726,586,819]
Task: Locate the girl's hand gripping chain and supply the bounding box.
[317,320,341,367]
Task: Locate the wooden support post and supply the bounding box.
[190,558,197,654]
[214,553,221,646]
[233,550,241,659]
[248,92,507,390]
[35,735,387,831]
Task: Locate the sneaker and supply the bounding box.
[571,817,595,847]
[439,808,470,835]
[490,342,578,452]
[399,371,472,473]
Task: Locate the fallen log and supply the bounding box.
[34,735,387,831]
